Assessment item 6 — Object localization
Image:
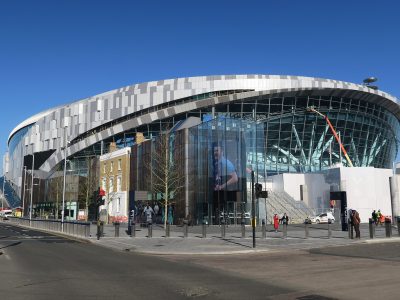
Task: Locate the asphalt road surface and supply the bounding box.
[1,223,400,300]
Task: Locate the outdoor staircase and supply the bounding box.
[266,190,315,224]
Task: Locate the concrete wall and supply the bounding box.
[282,174,304,201]
[271,174,284,192]
[269,167,393,223]
[340,167,392,222]
[303,173,332,210]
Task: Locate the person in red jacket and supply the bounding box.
[273,214,279,232]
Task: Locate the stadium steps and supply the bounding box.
[266,190,315,224]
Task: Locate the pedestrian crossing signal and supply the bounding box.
[255,183,262,198]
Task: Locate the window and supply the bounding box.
[118,159,122,171]
[117,176,122,192]
[102,177,106,191]
[110,161,114,173]
[103,163,106,173]
[109,177,114,193]
[116,197,120,213]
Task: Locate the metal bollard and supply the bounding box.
[96,221,102,240]
[183,220,188,238]
[241,219,246,238]
[166,223,170,238]
[262,219,266,239]
[221,220,226,238]
[369,218,375,239]
[328,222,332,239]
[148,223,153,238]
[283,224,287,239]
[385,218,392,238]
[305,221,309,239]
[397,217,400,237]
[131,222,136,237]
[202,220,207,238]
[114,222,120,237]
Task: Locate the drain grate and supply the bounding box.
[297,295,337,300]
[179,287,209,297]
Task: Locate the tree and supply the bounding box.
[47,166,64,219]
[77,156,99,221]
[145,130,185,230]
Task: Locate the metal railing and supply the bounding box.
[6,217,91,238]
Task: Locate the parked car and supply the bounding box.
[310,212,335,224]
[0,209,13,220]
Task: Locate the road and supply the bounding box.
[1,223,400,299]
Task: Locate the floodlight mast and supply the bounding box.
[307,107,354,167]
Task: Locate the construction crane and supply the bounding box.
[307,107,354,167]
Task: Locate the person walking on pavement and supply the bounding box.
[273,214,279,232]
[351,209,361,238]
[143,203,154,225]
[153,202,160,223]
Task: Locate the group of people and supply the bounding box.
[371,209,385,226]
[134,202,174,225]
[273,213,289,232]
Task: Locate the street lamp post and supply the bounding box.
[22,166,27,216]
[1,175,5,210]
[61,143,67,231]
[29,154,35,225]
[61,123,69,232]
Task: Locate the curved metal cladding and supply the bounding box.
[6,75,400,193]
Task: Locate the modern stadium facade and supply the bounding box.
[4,75,400,225]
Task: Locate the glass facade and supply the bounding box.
[229,95,399,173]
[188,118,264,224]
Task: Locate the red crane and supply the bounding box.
[307,107,354,167]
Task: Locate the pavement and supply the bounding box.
[86,222,400,255]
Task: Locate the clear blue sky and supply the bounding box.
[1,0,399,174]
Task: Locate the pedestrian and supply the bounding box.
[372,210,377,225]
[154,202,160,215]
[280,213,289,225]
[351,209,361,238]
[273,214,279,232]
[153,202,160,223]
[143,203,154,225]
[377,210,384,225]
[168,205,174,225]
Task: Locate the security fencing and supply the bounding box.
[6,217,91,238]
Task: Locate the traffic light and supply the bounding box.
[97,198,105,206]
[255,183,262,198]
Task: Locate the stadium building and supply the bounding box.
[3,75,400,224]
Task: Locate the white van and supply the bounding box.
[0,210,13,220]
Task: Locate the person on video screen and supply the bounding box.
[213,143,238,191]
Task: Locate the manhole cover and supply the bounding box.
[180,287,209,297]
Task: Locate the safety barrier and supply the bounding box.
[6,217,91,238]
